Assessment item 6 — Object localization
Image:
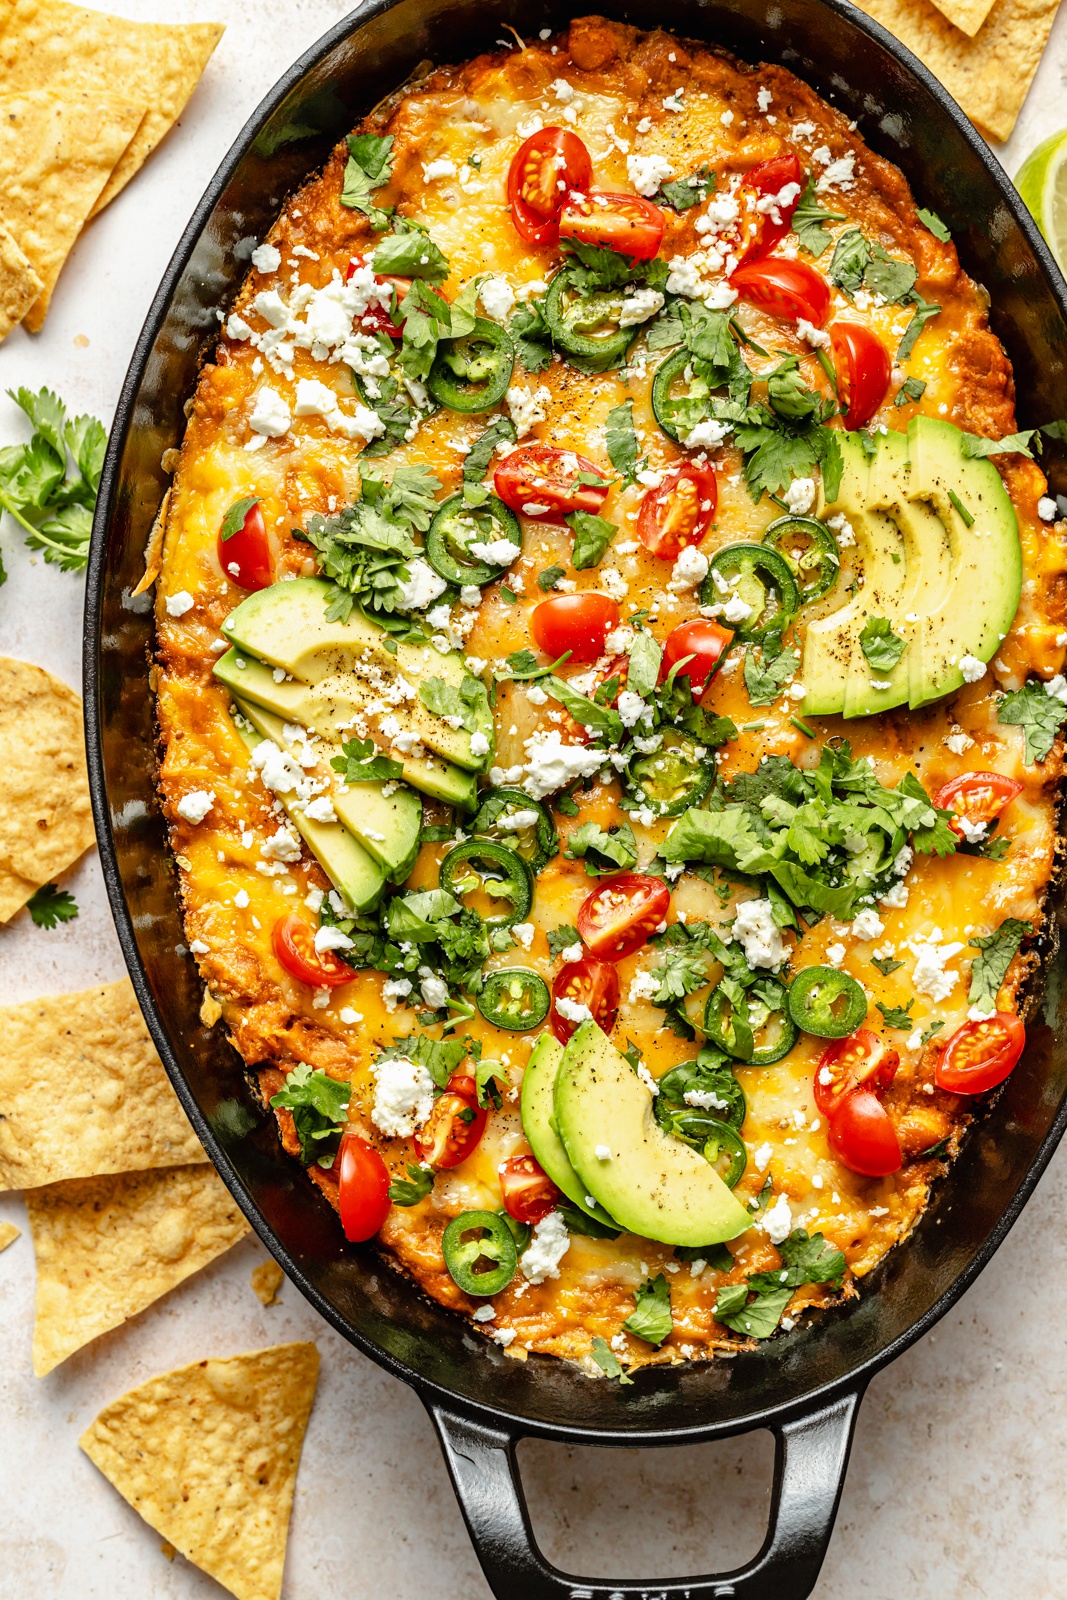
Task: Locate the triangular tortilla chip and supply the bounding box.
[849,0,1061,141]
[0,215,42,339]
[926,0,997,36]
[80,1343,320,1600]
[27,1164,250,1375]
[0,89,142,332]
[0,1219,20,1251]
[0,0,224,216]
[0,656,95,920]
[0,978,203,1190]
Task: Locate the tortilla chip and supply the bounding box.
[0,1219,20,1250]
[850,0,1061,141]
[926,0,997,36]
[0,657,95,920]
[27,1164,250,1375]
[0,216,42,339]
[250,1259,284,1306]
[0,0,224,216]
[0,89,141,332]
[132,488,170,597]
[0,977,203,1191]
[80,1342,319,1600]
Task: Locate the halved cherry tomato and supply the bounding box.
[932,771,1023,843]
[218,499,272,591]
[830,322,892,429]
[551,957,620,1044]
[935,1012,1026,1095]
[272,913,355,988]
[345,253,410,337]
[499,1154,561,1224]
[746,152,804,254]
[337,1133,391,1241]
[508,127,594,247]
[531,593,620,663]
[494,443,610,521]
[636,462,718,559]
[559,191,665,261]
[660,618,733,696]
[413,1072,487,1169]
[560,654,629,744]
[814,1029,900,1120]
[829,1088,902,1177]
[577,873,672,962]
[731,258,831,325]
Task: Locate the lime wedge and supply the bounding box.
[1015,127,1067,272]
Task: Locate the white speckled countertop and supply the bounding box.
[1,3,1066,1594]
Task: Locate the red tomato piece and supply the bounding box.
[636,462,718,559]
[272,913,356,988]
[559,191,665,261]
[218,499,272,591]
[746,152,804,253]
[935,1012,1026,1095]
[660,618,733,697]
[829,322,892,429]
[337,1133,391,1241]
[551,957,620,1044]
[932,771,1023,843]
[499,1154,561,1224]
[494,443,610,520]
[531,593,620,664]
[577,873,672,962]
[814,1029,900,1121]
[345,253,409,337]
[508,127,593,247]
[731,257,831,325]
[413,1072,487,1169]
[829,1089,902,1177]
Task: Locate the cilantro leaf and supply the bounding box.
[220,495,259,542]
[604,400,641,484]
[566,509,617,569]
[537,564,566,591]
[566,820,638,874]
[373,221,449,283]
[331,735,404,784]
[544,674,623,743]
[859,616,907,674]
[474,1056,508,1109]
[767,356,821,422]
[968,918,1030,1009]
[917,207,951,242]
[590,1334,634,1383]
[627,629,663,700]
[297,462,441,617]
[395,277,452,381]
[743,643,800,707]
[656,165,713,211]
[652,946,711,1005]
[871,953,905,976]
[828,227,870,294]
[960,430,1036,461]
[876,998,915,1029]
[623,1273,673,1346]
[547,924,581,960]
[0,387,106,571]
[26,882,79,928]
[864,243,917,305]
[463,416,516,483]
[341,132,394,228]
[269,1064,350,1167]
[791,176,845,257]
[389,1162,434,1205]
[509,299,554,371]
[419,672,485,733]
[895,376,927,407]
[774,1228,847,1286]
[378,1033,471,1090]
[998,680,1067,764]
[897,294,940,361]
[715,1283,793,1338]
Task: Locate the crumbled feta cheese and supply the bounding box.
[616,689,649,728]
[684,418,731,450]
[598,567,629,601]
[851,908,885,942]
[189,939,210,955]
[422,157,457,181]
[878,880,910,910]
[783,476,816,515]
[469,538,522,566]
[507,384,551,438]
[892,845,913,878]
[370,1054,435,1137]
[555,996,593,1024]
[293,376,340,417]
[511,921,535,951]
[165,589,195,617]
[395,556,448,612]
[944,729,974,755]
[816,152,856,192]
[551,77,576,102]
[521,1210,571,1283]
[826,512,855,548]
[1038,496,1058,522]
[176,789,214,823]
[733,898,787,969]
[825,942,847,967]
[472,1303,496,1322]
[261,825,302,864]
[957,816,988,843]
[382,976,414,1012]
[479,275,515,321]
[618,286,665,327]
[521,730,605,799]
[1045,674,1067,705]
[757,85,773,111]
[958,653,986,684]
[626,151,674,196]
[420,973,450,1009]
[560,942,582,964]
[796,317,830,349]
[469,730,491,757]
[595,1144,612,1160]
[628,970,660,1004]
[251,242,281,273]
[637,1063,660,1097]
[668,546,709,592]
[339,1006,363,1024]
[314,924,354,954]
[685,1089,731,1112]
[908,927,965,1002]
[760,1192,793,1245]
[303,795,338,824]
[248,385,291,438]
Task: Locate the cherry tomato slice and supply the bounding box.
[814,1028,900,1120]
[577,872,672,962]
[499,1154,561,1224]
[531,593,620,664]
[636,462,718,559]
[551,957,620,1044]
[494,443,610,520]
[746,152,804,253]
[218,499,272,591]
[508,127,594,247]
[413,1072,487,1169]
[731,258,831,325]
[345,253,409,338]
[829,322,892,429]
[559,191,665,261]
[829,1088,902,1177]
[935,1012,1026,1095]
[660,618,733,696]
[272,913,356,988]
[337,1133,391,1241]
[932,771,1023,843]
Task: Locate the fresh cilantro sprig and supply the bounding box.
[565,820,638,875]
[269,1064,350,1168]
[859,617,907,674]
[998,680,1067,764]
[0,387,106,572]
[968,919,1030,1010]
[332,735,405,784]
[296,463,441,622]
[623,1274,673,1345]
[26,883,79,928]
[714,1229,846,1338]
[791,176,845,257]
[388,1163,434,1205]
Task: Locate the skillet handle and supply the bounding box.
[426,1385,863,1600]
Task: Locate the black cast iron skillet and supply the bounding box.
[84,2,1067,1595]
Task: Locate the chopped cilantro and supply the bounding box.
[547,925,581,960]
[26,883,79,928]
[743,642,800,707]
[537,564,567,591]
[656,165,713,211]
[871,953,905,976]
[567,509,617,569]
[859,616,907,674]
[916,206,951,241]
[331,735,404,784]
[896,294,940,361]
[791,176,845,257]
[968,919,1030,1010]
[895,376,927,407]
[565,820,638,875]
[296,462,440,621]
[340,132,394,229]
[544,674,623,742]
[388,1163,434,1205]
[269,1064,350,1167]
[372,219,449,282]
[960,430,1036,461]
[590,1334,634,1383]
[876,998,915,1030]
[623,1273,673,1346]
[509,298,553,371]
[219,495,259,542]
[604,400,642,485]
[463,416,516,484]
[998,680,1067,764]
[0,386,106,571]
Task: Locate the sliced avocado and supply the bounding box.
[233,696,421,884]
[905,414,1021,706]
[845,427,925,717]
[220,577,494,772]
[231,713,386,912]
[216,649,479,812]
[553,1022,751,1247]
[519,1034,618,1228]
